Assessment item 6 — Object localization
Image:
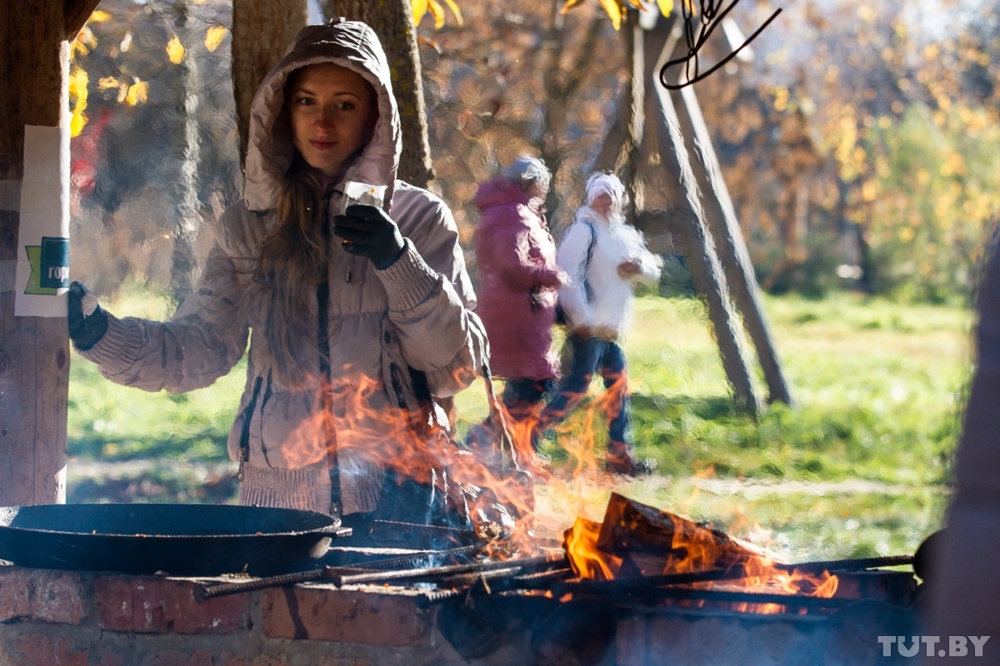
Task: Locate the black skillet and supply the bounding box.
[0,504,351,577]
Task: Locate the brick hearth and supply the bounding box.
[0,565,919,665]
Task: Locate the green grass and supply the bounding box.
[456,293,971,557]
[69,289,973,560]
[68,281,244,464]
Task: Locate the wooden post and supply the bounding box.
[0,0,99,505]
[671,84,793,406]
[231,0,308,167]
[647,26,760,416]
[326,1,435,188]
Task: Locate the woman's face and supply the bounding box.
[287,64,378,178]
[590,192,613,218]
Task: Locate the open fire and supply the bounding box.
[562,493,840,614]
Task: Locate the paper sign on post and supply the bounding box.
[15,124,70,317]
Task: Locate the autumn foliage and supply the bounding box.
[68,0,1000,302]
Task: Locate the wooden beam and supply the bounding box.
[672,84,793,406]
[1,0,71,505]
[646,25,760,417]
[64,0,102,40]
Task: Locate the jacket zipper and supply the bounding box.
[237,375,264,478]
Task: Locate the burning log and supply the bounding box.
[566,493,774,581]
[561,493,844,608]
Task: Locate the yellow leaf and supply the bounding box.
[88,10,111,22]
[204,26,228,52]
[443,0,464,24]
[68,67,89,102]
[71,25,97,59]
[126,80,149,106]
[428,0,446,28]
[412,0,428,24]
[81,25,98,48]
[98,76,120,91]
[71,39,90,59]
[599,0,623,29]
[657,0,673,16]
[166,35,185,64]
[68,68,89,138]
[561,0,586,13]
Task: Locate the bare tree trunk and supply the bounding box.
[672,84,793,406]
[537,0,604,221]
[0,0,81,505]
[326,0,434,188]
[232,0,308,167]
[619,9,644,224]
[169,0,203,304]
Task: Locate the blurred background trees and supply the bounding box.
[66,0,1000,304]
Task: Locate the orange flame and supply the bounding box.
[561,494,839,612]
[564,517,621,581]
[271,367,538,533]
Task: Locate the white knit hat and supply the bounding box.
[585,172,627,213]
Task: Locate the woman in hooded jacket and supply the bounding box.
[535,172,662,475]
[470,156,564,438]
[67,19,487,525]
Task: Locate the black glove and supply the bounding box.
[332,204,406,270]
[67,281,108,351]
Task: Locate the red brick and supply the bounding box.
[12,634,122,666]
[0,569,86,625]
[261,585,429,646]
[94,577,135,632]
[95,576,250,635]
[30,571,87,624]
[0,569,33,621]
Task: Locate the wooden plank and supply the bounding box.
[0,0,70,505]
[672,84,793,406]
[646,32,760,416]
[64,0,103,40]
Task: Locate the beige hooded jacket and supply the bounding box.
[79,20,487,516]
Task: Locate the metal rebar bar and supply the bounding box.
[628,587,855,609]
[195,569,325,601]
[416,587,468,608]
[332,553,567,587]
[346,545,481,571]
[548,567,742,597]
[195,544,485,602]
[773,555,914,573]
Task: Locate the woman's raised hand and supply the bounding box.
[67,281,109,351]
[333,204,406,270]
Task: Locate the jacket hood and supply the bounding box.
[244,19,401,212]
[473,178,532,211]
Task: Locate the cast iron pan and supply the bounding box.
[0,504,351,577]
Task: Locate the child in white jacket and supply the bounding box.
[536,173,662,474]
